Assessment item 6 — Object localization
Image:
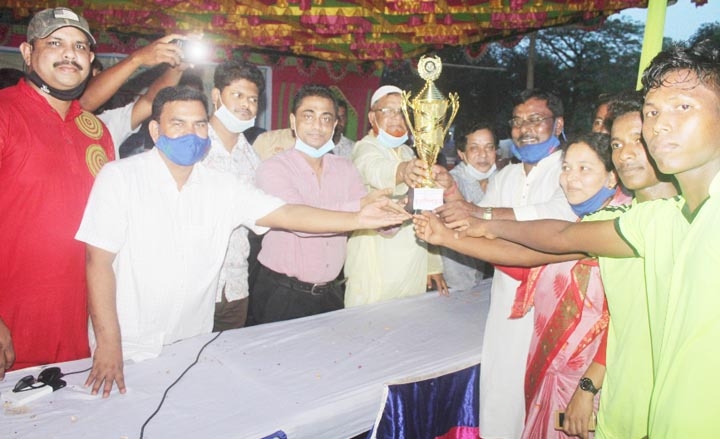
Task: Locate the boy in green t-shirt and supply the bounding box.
[427,41,720,437]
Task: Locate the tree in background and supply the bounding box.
[687,22,720,47]
[382,17,644,143]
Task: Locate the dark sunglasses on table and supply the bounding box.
[13,367,67,393]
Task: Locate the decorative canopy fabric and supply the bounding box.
[2,0,703,63]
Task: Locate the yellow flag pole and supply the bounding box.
[636,0,669,90]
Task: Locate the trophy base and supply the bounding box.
[411,187,444,211]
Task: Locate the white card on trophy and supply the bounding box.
[412,187,444,211]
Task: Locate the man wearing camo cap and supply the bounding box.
[0,7,114,377]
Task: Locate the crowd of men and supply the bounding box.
[1,6,719,438]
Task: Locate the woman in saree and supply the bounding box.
[514,131,629,438]
[414,131,629,438]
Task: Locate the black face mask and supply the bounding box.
[25,69,89,101]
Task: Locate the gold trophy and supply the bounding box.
[401,55,460,211]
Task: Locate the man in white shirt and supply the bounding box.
[75,86,410,398]
[437,89,577,439]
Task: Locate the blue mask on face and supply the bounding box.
[570,185,616,217]
[155,133,211,166]
[376,128,408,149]
[294,136,335,158]
[510,135,561,164]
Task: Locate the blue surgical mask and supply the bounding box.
[294,136,335,158]
[155,133,211,166]
[570,185,616,217]
[510,120,563,164]
[376,128,408,149]
[213,99,255,133]
[510,135,560,164]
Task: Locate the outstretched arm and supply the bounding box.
[479,218,634,258]
[256,199,411,233]
[413,212,582,267]
[85,245,126,398]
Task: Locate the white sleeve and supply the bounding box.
[512,184,576,221]
[230,177,286,235]
[97,102,139,158]
[75,163,128,253]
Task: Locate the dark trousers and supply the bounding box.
[249,264,344,325]
[213,292,249,332]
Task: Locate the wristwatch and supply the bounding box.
[482,207,493,220]
[579,377,600,395]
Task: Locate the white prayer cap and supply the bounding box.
[370,85,403,107]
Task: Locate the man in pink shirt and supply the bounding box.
[252,85,375,323]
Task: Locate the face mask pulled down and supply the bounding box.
[214,99,256,133]
[376,128,408,149]
[294,136,335,158]
[26,70,89,101]
[570,185,616,218]
[510,120,564,164]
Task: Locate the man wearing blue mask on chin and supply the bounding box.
[435,89,577,439]
[250,84,380,324]
[75,85,410,398]
[344,85,448,309]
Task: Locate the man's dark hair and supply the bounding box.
[178,71,205,92]
[291,84,338,116]
[517,88,564,118]
[337,98,348,111]
[151,86,208,122]
[562,132,613,172]
[0,68,24,89]
[605,90,643,127]
[642,39,720,96]
[456,121,498,153]
[213,60,265,105]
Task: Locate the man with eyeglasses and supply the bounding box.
[344,85,448,308]
[436,89,576,439]
[203,60,266,331]
[0,7,114,377]
[250,84,377,324]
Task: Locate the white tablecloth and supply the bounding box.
[0,280,491,439]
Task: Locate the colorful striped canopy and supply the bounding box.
[0,1,707,62]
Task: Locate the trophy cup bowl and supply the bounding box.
[400,55,460,210]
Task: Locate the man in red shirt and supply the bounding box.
[0,7,114,377]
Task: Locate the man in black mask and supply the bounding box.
[0,7,114,377]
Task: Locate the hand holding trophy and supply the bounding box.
[401,55,460,211]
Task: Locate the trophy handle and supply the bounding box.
[400,91,418,140]
[441,92,460,140]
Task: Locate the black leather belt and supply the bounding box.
[260,265,345,296]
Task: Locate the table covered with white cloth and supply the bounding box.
[0,279,491,439]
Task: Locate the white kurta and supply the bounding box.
[344,133,442,307]
[76,149,284,361]
[477,150,576,439]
